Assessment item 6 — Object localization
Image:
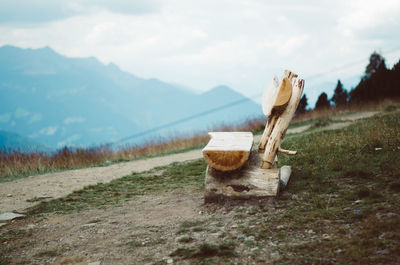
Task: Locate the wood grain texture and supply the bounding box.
[203,132,253,171]
[262,75,280,117]
[261,77,305,168]
[259,70,296,154]
[204,151,280,202]
[274,77,292,107]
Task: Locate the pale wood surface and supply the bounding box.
[202,132,253,171]
[261,77,305,168]
[204,151,280,202]
[274,77,292,107]
[279,165,292,188]
[262,75,279,117]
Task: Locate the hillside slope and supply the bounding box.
[0,45,261,149]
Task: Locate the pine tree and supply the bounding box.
[315,92,330,110]
[331,80,348,107]
[296,94,308,114]
[364,51,386,79]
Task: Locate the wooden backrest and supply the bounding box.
[259,70,305,169]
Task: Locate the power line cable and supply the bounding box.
[112,47,400,144]
[112,92,262,145]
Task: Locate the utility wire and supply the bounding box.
[112,92,262,145]
[112,47,400,144]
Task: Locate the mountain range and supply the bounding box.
[0,45,261,151]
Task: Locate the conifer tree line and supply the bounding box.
[296,51,400,114]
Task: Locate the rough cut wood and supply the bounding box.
[261,77,305,168]
[279,165,292,188]
[274,77,292,107]
[259,71,296,153]
[204,151,280,202]
[202,132,253,171]
[262,75,280,117]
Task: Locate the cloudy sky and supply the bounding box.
[1,0,399,106]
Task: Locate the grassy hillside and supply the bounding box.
[2,108,398,264]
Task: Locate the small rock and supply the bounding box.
[27,224,36,229]
[237,234,245,240]
[167,258,173,264]
[175,235,188,242]
[250,247,258,252]
[322,234,331,240]
[335,249,343,253]
[276,225,285,229]
[376,249,389,255]
[36,194,53,200]
[0,212,26,222]
[354,200,362,204]
[271,251,280,260]
[88,262,101,265]
[379,233,385,240]
[246,236,255,241]
[83,223,97,228]
[6,194,12,197]
[198,211,203,215]
[231,224,238,229]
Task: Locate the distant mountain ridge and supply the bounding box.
[0,45,261,151]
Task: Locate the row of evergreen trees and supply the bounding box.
[296,52,400,114]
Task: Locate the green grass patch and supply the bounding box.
[259,110,400,264]
[27,159,207,215]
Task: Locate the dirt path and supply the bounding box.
[0,111,378,213]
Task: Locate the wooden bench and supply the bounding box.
[203,70,305,202]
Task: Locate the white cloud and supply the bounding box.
[28,113,42,124]
[57,134,81,147]
[63,116,85,124]
[0,0,399,106]
[39,126,58,136]
[14,108,30,118]
[0,0,159,24]
[0,113,11,123]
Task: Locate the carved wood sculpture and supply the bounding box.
[203,70,304,202]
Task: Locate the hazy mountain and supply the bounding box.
[0,130,50,153]
[0,45,261,150]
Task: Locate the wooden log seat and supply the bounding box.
[202,132,253,171]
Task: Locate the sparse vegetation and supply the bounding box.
[0,117,266,182]
[26,159,206,215]
[1,106,399,264]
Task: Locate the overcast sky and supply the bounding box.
[1,0,399,106]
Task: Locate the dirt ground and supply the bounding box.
[3,190,276,265]
[0,110,381,264]
[0,111,378,213]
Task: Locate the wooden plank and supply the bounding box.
[261,77,305,168]
[274,77,292,107]
[202,132,253,171]
[204,151,280,202]
[262,75,280,117]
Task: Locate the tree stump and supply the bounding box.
[204,151,280,202]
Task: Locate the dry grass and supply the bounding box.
[2,99,398,182]
[0,117,265,181]
[293,99,400,123]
